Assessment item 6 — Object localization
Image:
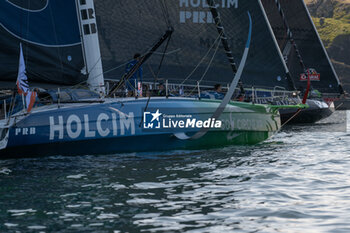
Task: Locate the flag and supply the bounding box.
[16,43,36,113]
[26,91,37,113]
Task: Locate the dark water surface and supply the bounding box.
[0,111,349,232]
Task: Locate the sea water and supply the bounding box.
[0,111,349,232]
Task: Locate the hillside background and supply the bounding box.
[305,0,350,93]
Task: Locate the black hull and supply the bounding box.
[280,99,334,124]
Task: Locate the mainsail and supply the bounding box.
[261,0,343,95]
[0,0,86,88]
[95,0,294,90]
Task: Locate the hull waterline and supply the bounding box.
[0,97,280,158]
[279,99,334,124]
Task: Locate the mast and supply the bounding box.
[76,0,105,96]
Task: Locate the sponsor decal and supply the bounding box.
[179,0,238,24]
[79,1,98,36]
[49,112,135,140]
[300,68,320,81]
[15,127,36,136]
[143,109,222,131]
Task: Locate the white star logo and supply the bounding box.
[151,109,162,122]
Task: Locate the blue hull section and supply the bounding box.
[0,97,280,158]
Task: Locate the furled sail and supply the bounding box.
[0,0,86,88]
[95,0,295,90]
[261,0,343,95]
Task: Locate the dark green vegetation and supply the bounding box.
[306,0,350,92]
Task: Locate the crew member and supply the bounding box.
[157,83,166,96]
[214,84,222,93]
[213,84,224,99]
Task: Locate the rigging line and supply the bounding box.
[153,48,182,55]
[95,36,174,84]
[147,63,157,80]
[155,34,172,78]
[273,0,307,72]
[86,54,145,86]
[180,32,222,86]
[140,33,173,127]
[196,37,221,85]
[174,5,252,141]
[6,88,17,125]
[102,58,137,75]
[83,56,103,86]
[273,78,311,135]
[92,18,215,86]
[186,35,222,96]
[85,45,160,85]
[160,0,171,27]
[72,37,161,87]
[108,28,174,97]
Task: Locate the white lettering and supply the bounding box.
[30,127,36,135]
[67,115,82,139]
[178,120,185,128]
[180,11,185,23]
[193,11,199,23]
[197,11,207,23]
[120,112,135,135]
[50,116,64,140]
[179,0,189,7]
[203,0,209,7]
[227,0,238,8]
[163,119,169,128]
[186,119,196,127]
[179,0,238,24]
[180,11,214,24]
[84,114,96,138]
[191,0,201,7]
[185,11,192,22]
[179,0,238,8]
[112,113,118,136]
[97,113,110,137]
[15,128,21,136]
[203,119,211,128]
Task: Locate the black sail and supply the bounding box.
[95,0,295,90]
[261,0,343,95]
[0,0,86,88]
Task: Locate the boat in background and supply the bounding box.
[259,0,344,124]
[242,87,334,124]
